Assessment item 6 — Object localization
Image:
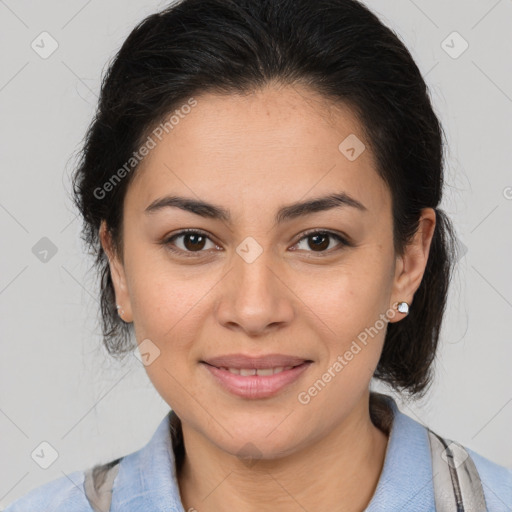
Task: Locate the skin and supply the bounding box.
[100,83,436,512]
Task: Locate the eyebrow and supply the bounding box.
[144,192,367,224]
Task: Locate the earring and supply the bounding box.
[396,301,410,315]
[116,304,125,319]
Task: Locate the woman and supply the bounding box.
[4,0,511,510]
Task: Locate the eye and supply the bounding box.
[291,230,349,255]
[162,228,350,259]
[163,229,220,257]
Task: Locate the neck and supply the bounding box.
[176,390,390,512]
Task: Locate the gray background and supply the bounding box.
[0,0,511,507]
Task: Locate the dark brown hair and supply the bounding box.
[71,0,459,397]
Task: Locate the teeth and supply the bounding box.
[220,365,296,376]
[254,368,274,376]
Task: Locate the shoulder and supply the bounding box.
[466,446,512,510]
[2,470,93,512]
[2,411,177,512]
[373,392,512,510]
[426,425,512,510]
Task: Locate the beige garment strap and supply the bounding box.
[83,459,122,512]
[428,429,488,511]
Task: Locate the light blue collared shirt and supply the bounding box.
[3,394,512,511]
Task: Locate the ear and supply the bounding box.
[99,220,133,323]
[388,208,436,323]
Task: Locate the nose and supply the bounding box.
[214,247,295,337]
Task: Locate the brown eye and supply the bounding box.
[181,232,207,251]
[164,229,218,256]
[292,231,348,254]
[307,233,330,251]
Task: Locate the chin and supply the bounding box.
[210,421,305,462]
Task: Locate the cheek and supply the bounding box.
[291,252,392,392]
[128,262,219,385]
[296,258,392,341]
[127,251,211,334]
[131,277,208,411]
[294,274,389,417]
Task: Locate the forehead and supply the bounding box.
[125,84,389,218]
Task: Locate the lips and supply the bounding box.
[201,359,313,399]
[200,353,313,399]
[202,353,311,370]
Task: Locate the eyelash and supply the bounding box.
[162,228,351,258]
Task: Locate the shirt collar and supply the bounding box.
[365,393,435,511]
[110,410,186,512]
[110,393,435,512]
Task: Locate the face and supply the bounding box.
[101,84,435,460]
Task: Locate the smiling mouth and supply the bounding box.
[202,362,306,376]
[200,360,313,399]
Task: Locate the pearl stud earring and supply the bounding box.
[396,301,409,315]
